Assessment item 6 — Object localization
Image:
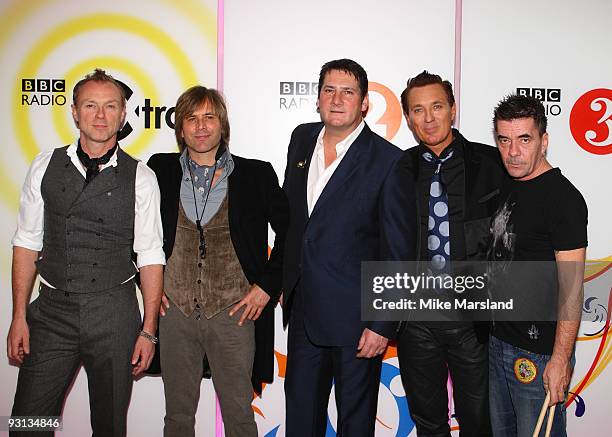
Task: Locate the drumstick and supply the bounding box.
[545,404,556,437]
[532,391,550,437]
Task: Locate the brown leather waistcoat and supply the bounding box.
[164,197,250,318]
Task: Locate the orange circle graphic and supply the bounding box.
[369,82,402,141]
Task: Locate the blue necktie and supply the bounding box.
[422,150,454,273]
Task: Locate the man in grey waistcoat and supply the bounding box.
[7,68,165,437]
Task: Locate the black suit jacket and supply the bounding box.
[146,152,289,392]
[282,122,417,346]
[400,130,508,261]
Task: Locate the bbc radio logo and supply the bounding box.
[279,81,318,110]
[21,77,176,141]
[22,78,67,106]
[516,87,562,116]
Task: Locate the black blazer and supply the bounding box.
[399,130,509,261]
[282,122,417,346]
[146,152,289,392]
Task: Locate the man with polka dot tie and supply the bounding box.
[395,71,508,436]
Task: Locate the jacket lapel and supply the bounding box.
[294,126,320,221]
[228,154,239,227]
[309,124,370,219]
[168,156,183,210]
[158,154,183,259]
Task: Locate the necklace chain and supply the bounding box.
[187,161,216,258]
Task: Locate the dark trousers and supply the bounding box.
[285,294,382,437]
[397,323,491,437]
[11,283,141,437]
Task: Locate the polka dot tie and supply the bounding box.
[422,150,454,273]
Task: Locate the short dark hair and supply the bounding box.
[174,85,230,152]
[318,58,368,100]
[493,94,547,135]
[400,70,455,115]
[72,68,126,106]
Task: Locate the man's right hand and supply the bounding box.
[7,318,30,364]
[159,293,170,317]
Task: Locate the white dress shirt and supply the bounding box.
[307,120,365,215]
[12,142,166,282]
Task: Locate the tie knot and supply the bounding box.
[422,150,454,174]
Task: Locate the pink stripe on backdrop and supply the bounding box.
[453,0,463,129]
[450,0,463,393]
[216,3,225,435]
[216,0,225,92]
[216,395,224,436]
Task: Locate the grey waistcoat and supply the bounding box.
[36,145,138,293]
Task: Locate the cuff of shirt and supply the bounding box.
[136,249,166,268]
[11,237,43,252]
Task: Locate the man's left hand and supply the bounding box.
[543,355,572,405]
[356,328,388,358]
[131,334,155,376]
[229,284,270,326]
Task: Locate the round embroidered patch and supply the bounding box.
[514,357,537,384]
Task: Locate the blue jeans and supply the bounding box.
[489,336,569,437]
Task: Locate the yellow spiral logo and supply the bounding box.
[0,0,217,211]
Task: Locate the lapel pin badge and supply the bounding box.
[297,160,307,169]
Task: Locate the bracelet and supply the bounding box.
[139,330,159,344]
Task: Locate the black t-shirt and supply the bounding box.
[490,168,588,354]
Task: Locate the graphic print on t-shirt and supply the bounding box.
[488,195,542,344]
[527,323,540,340]
[488,198,516,267]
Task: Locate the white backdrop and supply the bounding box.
[224,1,611,436]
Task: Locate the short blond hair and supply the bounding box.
[72,68,126,107]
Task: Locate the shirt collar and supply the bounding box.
[418,128,464,160]
[315,120,365,155]
[179,147,234,175]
